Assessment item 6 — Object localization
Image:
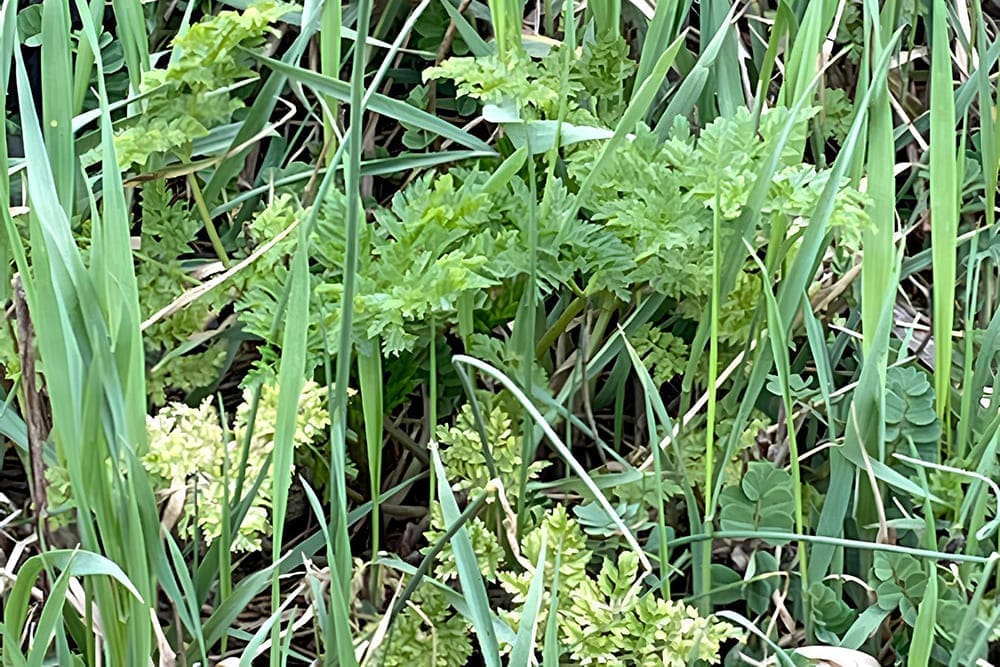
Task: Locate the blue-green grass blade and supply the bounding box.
[652,6,737,136]
[635,0,683,90]
[40,0,74,214]
[110,0,149,90]
[778,0,834,106]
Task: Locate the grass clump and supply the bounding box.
[2,0,999,664]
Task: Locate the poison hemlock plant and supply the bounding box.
[629,324,690,387]
[111,1,293,169]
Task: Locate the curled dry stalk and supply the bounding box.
[11,273,51,546]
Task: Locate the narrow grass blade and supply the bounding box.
[320,0,342,162]
[745,243,809,615]
[202,0,323,202]
[110,0,149,90]
[429,444,500,665]
[357,337,384,576]
[972,0,999,229]
[40,0,74,214]
[541,545,562,666]
[635,0,683,89]
[948,555,999,667]
[778,0,834,106]
[621,333,700,592]
[452,355,652,571]
[250,53,494,153]
[699,0,742,115]
[510,532,548,664]
[379,558,517,646]
[908,564,937,666]
[929,0,959,423]
[862,3,898,359]
[4,550,142,646]
[268,224,310,664]
[652,6,737,135]
[439,0,491,56]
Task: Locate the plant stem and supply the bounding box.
[188,173,230,266]
[535,295,587,360]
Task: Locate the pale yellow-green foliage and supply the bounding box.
[143,378,328,551]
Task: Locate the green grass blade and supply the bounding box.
[198,0,320,203]
[541,545,562,666]
[620,332,700,594]
[268,214,311,666]
[745,241,810,631]
[699,0,742,115]
[4,550,142,648]
[751,0,794,120]
[320,0,342,162]
[453,354,653,572]
[322,0,374,660]
[40,0,74,214]
[510,531,548,665]
[652,7,737,135]
[635,0,683,89]
[862,0,898,359]
[709,29,904,512]
[907,564,938,665]
[110,0,149,91]
[429,444,500,665]
[972,0,998,229]
[929,0,959,424]
[439,0,491,56]
[778,0,834,106]
[358,337,384,587]
[250,52,494,153]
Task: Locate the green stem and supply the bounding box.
[535,295,586,360]
[700,190,723,615]
[586,297,616,359]
[187,173,230,266]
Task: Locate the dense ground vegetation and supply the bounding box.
[1,0,999,663]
